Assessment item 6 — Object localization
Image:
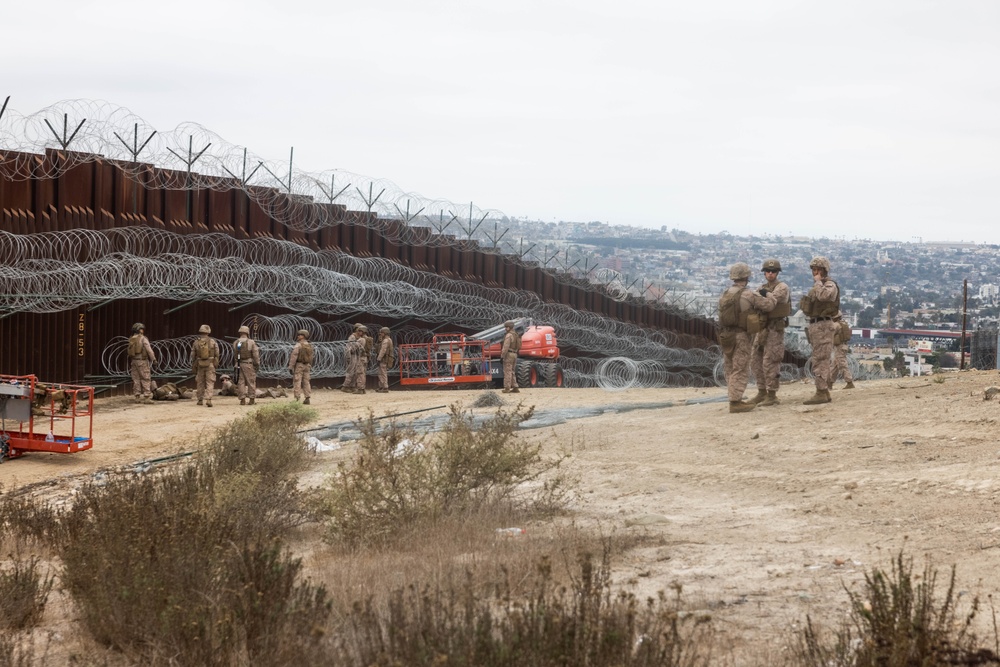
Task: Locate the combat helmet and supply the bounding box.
[728,262,752,281]
[238,325,250,335]
[198,324,211,334]
[761,259,781,273]
[379,327,390,334]
[132,322,145,333]
[809,256,831,272]
[504,320,515,328]
[357,325,369,333]
[296,329,309,339]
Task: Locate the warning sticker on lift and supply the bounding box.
[428,377,456,383]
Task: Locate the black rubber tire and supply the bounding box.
[538,362,564,387]
[515,360,532,388]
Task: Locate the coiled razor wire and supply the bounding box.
[0,98,713,318]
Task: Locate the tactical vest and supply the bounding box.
[507,331,522,353]
[298,341,314,364]
[801,280,841,318]
[718,287,746,330]
[236,339,252,361]
[128,334,145,358]
[761,283,791,320]
[383,340,395,363]
[364,336,373,354]
[195,337,213,360]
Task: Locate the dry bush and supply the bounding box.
[795,552,1000,666]
[316,402,573,547]
[0,493,59,546]
[54,404,332,666]
[334,542,714,667]
[0,554,53,632]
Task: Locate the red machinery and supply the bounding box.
[398,319,564,389]
[0,374,94,462]
[398,334,492,386]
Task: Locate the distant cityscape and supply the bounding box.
[502,218,999,333]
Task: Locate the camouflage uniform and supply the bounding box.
[234,328,261,405]
[355,334,373,391]
[750,260,791,406]
[289,330,313,403]
[501,321,521,393]
[802,257,839,404]
[128,326,156,401]
[718,263,775,412]
[346,333,367,394]
[376,328,393,392]
[830,342,855,386]
[191,325,220,406]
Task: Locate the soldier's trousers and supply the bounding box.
[352,356,367,390]
[503,353,517,390]
[829,343,853,384]
[195,365,216,400]
[378,362,389,390]
[293,363,311,399]
[131,359,152,398]
[723,331,752,401]
[750,327,785,393]
[808,321,837,391]
[237,361,257,399]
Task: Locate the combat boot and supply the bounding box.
[206,399,213,408]
[802,390,831,405]
[240,397,246,406]
[845,381,855,389]
[760,390,780,407]
[502,388,511,394]
[729,401,755,413]
[303,397,310,405]
[340,386,352,393]
[510,388,520,393]
[748,389,768,404]
[249,397,255,405]
[197,399,203,406]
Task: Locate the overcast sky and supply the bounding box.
[6,1,1000,243]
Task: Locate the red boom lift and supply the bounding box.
[398,319,563,388]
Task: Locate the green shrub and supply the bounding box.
[336,544,713,667]
[318,403,572,547]
[796,552,999,666]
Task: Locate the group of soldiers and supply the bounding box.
[127,322,396,406]
[719,256,854,414]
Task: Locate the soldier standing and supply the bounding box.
[350,325,370,394]
[718,263,775,413]
[191,324,220,407]
[128,323,156,403]
[501,320,521,394]
[234,325,261,405]
[340,324,364,392]
[800,256,840,404]
[289,329,313,404]
[375,327,394,393]
[749,259,791,407]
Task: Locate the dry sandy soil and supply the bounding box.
[6,370,1000,660]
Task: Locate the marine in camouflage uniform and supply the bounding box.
[376,327,394,393]
[289,329,313,404]
[801,256,840,404]
[191,324,220,407]
[128,323,156,403]
[718,263,775,413]
[345,326,369,394]
[355,330,373,393]
[234,325,261,405]
[501,320,521,393]
[749,259,791,407]
[341,324,364,391]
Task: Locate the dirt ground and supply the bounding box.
[6,371,1000,659]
